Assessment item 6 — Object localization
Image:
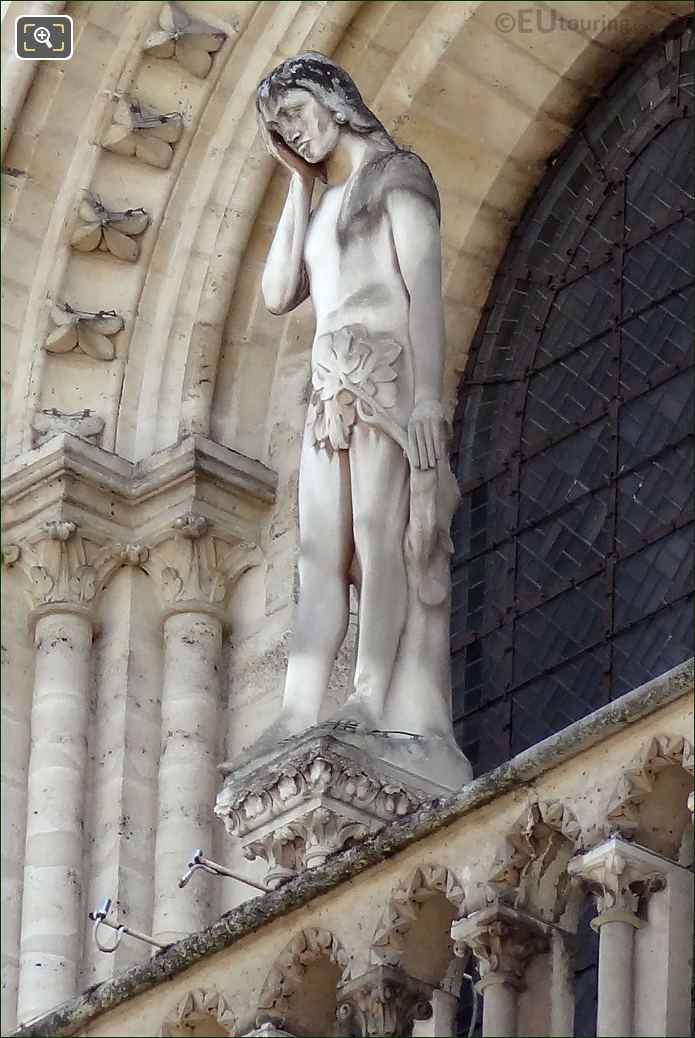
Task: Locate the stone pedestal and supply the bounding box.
[216,722,469,886]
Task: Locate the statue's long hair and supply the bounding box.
[256,51,397,154]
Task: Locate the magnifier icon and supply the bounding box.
[33,25,52,48]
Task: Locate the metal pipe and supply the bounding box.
[89,898,169,954]
[177,849,270,893]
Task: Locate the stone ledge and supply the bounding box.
[1,432,277,546]
[11,658,693,1037]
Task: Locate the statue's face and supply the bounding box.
[270,88,341,164]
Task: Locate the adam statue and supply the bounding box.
[257,53,470,781]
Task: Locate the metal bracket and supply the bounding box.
[178,849,270,892]
[89,898,168,954]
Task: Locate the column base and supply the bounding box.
[216,722,471,885]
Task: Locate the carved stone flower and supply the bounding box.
[145,1,226,79]
[71,195,149,263]
[310,325,402,450]
[44,304,123,361]
[103,97,183,170]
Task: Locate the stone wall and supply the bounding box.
[10,665,694,1037]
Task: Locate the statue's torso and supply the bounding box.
[304,173,414,432]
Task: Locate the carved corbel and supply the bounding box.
[71,195,149,262]
[43,303,124,361]
[451,905,550,993]
[103,96,183,169]
[336,965,433,1038]
[567,837,665,927]
[145,1,226,78]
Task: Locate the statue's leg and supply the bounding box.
[281,434,354,731]
[346,422,409,723]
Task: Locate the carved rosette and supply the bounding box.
[216,739,428,885]
[103,96,183,169]
[145,1,226,78]
[71,195,149,262]
[337,966,433,1038]
[451,905,550,993]
[44,304,124,361]
[567,837,665,926]
[31,407,105,445]
[161,988,236,1037]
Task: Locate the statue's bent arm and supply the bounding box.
[386,188,447,467]
[261,173,312,315]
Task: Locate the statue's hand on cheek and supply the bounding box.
[258,120,325,184]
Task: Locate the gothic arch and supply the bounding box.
[161,988,237,1037]
[370,863,466,981]
[256,927,350,1030]
[604,732,694,858]
[488,800,582,923]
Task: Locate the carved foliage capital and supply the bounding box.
[153,513,261,610]
[243,807,369,886]
[568,838,665,920]
[3,523,150,609]
[337,966,432,1038]
[452,906,549,991]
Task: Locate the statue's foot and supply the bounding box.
[240,711,317,761]
[332,693,384,732]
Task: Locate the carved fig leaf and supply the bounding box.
[76,325,116,361]
[69,565,97,602]
[175,36,214,78]
[87,313,124,336]
[103,124,135,154]
[161,566,184,601]
[44,324,79,353]
[102,226,139,262]
[71,222,103,252]
[134,134,173,169]
[146,118,182,144]
[30,565,55,599]
[110,211,149,235]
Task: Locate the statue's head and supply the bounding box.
[256,51,395,165]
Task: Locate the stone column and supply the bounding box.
[14,520,100,1022]
[337,965,433,1038]
[451,905,549,1038]
[568,837,665,1038]
[152,516,231,943]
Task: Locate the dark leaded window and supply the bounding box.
[450,19,693,778]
